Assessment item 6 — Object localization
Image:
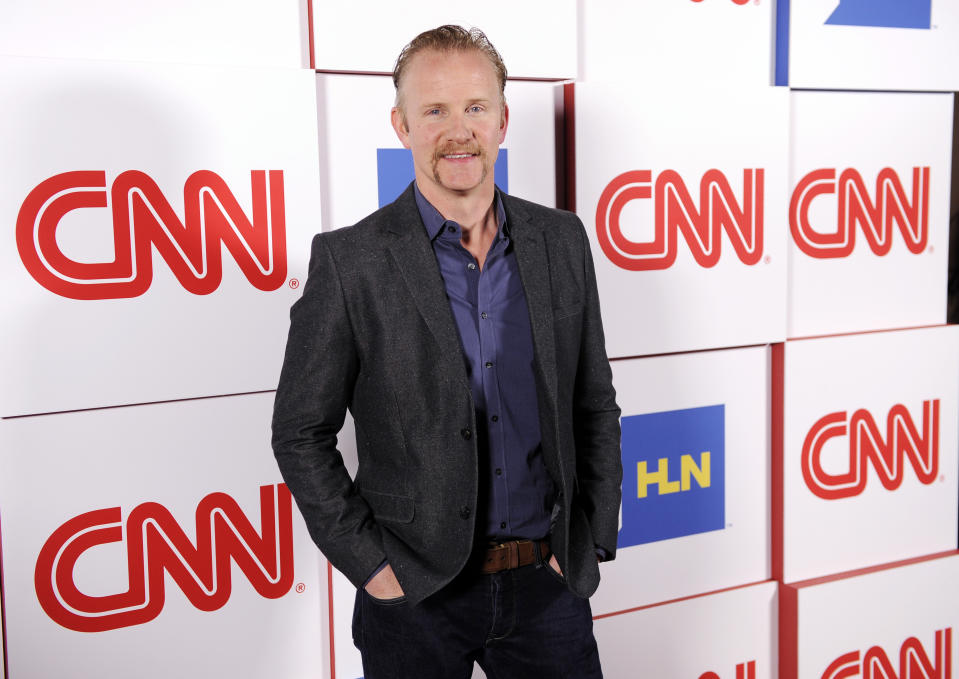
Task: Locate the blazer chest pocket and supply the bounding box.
[362,488,415,524]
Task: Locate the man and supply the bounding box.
[272,25,621,678]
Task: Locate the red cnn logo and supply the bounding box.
[802,400,939,500]
[34,484,294,632]
[595,169,764,271]
[700,661,757,679]
[16,170,287,300]
[821,628,951,679]
[790,167,929,259]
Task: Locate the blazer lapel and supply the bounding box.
[384,187,470,390]
[503,194,559,414]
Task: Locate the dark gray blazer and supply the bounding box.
[272,184,622,606]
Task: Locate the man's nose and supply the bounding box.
[446,112,472,142]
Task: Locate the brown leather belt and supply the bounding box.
[481,539,550,574]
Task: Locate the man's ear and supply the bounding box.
[391,107,411,149]
[498,102,509,144]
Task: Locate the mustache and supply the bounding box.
[434,143,482,160]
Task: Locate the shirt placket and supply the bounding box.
[479,237,510,535]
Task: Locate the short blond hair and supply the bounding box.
[392,25,507,111]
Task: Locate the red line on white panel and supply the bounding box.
[1,389,277,421]
[771,342,784,582]
[786,323,946,343]
[590,578,772,621]
[307,0,315,70]
[784,550,959,589]
[563,83,575,213]
[328,561,336,679]
[0,510,10,679]
[608,342,770,363]
[779,582,798,679]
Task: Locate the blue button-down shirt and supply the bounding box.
[414,183,555,541]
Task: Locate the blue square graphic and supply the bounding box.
[618,404,725,548]
[376,148,508,208]
[825,0,931,29]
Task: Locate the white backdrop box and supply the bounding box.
[0,56,321,416]
[595,581,778,679]
[312,0,576,79]
[571,81,789,358]
[591,346,770,616]
[778,325,959,584]
[780,552,959,679]
[316,73,558,235]
[783,0,959,91]
[580,0,775,87]
[787,90,953,338]
[0,393,323,678]
[0,0,308,68]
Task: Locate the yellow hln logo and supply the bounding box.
[637,452,711,498]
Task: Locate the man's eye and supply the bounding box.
[426,109,441,115]
[469,106,483,113]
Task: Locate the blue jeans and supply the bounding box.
[352,561,603,679]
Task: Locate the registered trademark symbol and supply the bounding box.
[763,256,771,264]
[928,246,934,254]
[289,278,300,290]
[295,583,306,593]
[941,475,946,482]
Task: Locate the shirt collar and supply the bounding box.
[413,182,508,243]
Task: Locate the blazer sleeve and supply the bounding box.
[271,233,387,587]
[572,217,623,561]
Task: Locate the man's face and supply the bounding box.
[391,48,508,200]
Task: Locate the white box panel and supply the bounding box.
[788,91,953,338]
[0,0,308,68]
[573,81,789,357]
[785,0,959,91]
[312,1,576,79]
[581,0,775,86]
[782,553,959,679]
[781,326,959,583]
[0,57,322,416]
[595,581,777,679]
[0,393,324,678]
[593,346,770,615]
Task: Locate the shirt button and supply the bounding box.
[447,225,455,233]
[460,428,472,440]
[460,506,471,519]
[481,312,488,319]
[500,522,507,530]
[491,415,499,422]
[468,262,477,270]
[495,468,502,476]
[485,361,493,368]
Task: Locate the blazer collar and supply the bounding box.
[501,191,559,413]
[383,185,471,390]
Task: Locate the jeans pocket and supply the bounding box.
[364,589,408,606]
[542,556,567,585]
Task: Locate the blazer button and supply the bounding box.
[460,428,472,440]
[459,506,471,519]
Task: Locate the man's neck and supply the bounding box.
[417,180,500,270]
[416,181,497,236]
